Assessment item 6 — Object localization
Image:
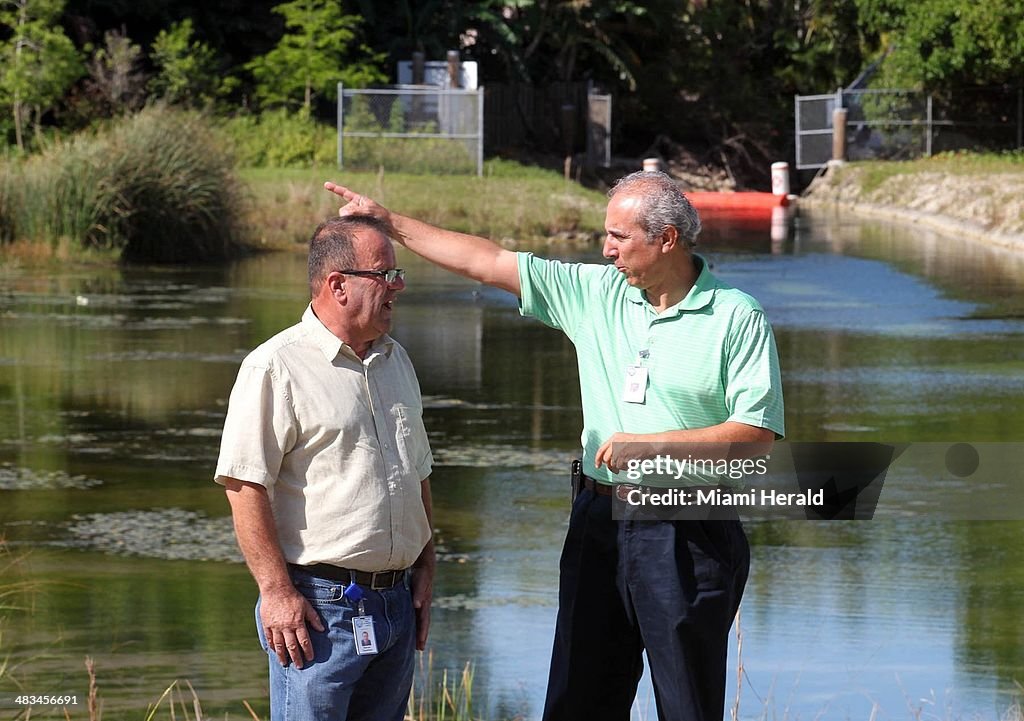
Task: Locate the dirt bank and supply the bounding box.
[801,162,1024,251]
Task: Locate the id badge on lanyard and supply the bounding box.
[343,577,379,655]
[622,350,649,404]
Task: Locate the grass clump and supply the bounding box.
[1,106,245,263]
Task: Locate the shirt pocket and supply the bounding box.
[391,403,431,474]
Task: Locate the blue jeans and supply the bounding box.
[255,566,415,721]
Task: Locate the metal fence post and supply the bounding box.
[337,82,344,168]
[925,93,933,157]
[794,95,801,168]
[835,87,844,161]
[477,87,484,176]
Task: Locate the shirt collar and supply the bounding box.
[625,254,716,315]
[302,304,395,361]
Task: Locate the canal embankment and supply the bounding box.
[801,156,1024,251]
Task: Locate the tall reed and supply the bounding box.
[0,106,246,262]
[407,652,477,721]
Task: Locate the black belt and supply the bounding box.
[289,563,406,590]
[583,475,712,501]
[583,474,638,501]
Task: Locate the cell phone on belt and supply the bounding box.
[570,459,583,502]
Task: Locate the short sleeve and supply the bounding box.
[214,361,298,494]
[724,310,786,439]
[409,411,434,481]
[401,357,434,481]
[517,252,604,340]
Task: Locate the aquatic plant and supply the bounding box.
[408,652,478,721]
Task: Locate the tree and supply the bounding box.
[0,0,82,150]
[507,0,646,88]
[856,0,1024,88]
[245,0,385,112]
[149,19,225,108]
[773,0,873,93]
[431,0,647,88]
[84,29,146,116]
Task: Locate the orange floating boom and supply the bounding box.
[683,192,789,211]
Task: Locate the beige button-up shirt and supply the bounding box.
[215,305,433,571]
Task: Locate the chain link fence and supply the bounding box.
[795,87,1024,169]
[337,85,484,175]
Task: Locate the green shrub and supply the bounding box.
[220,109,336,167]
[1,106,245,262]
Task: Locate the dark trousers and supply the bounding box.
[542,488,750,721]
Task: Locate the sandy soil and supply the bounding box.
[802,163,1024,251]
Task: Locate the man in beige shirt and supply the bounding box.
[215,216,434,721]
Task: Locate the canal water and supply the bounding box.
[1,207,1023,720]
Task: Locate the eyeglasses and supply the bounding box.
[338,268,405,283]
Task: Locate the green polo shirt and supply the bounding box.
[517,252,785,484]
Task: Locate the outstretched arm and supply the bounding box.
[324,182,521,297]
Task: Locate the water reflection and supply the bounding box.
[1,210,1023,720]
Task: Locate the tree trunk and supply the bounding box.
[13,99,24,153]
[32,104,41,143]
[13,0,26,151]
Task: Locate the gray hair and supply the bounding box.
[308,216,392,297]
[608,171,701,247]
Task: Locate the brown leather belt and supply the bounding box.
[290,563,406,590]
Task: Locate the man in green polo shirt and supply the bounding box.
[325,172,784,721]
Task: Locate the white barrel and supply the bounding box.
[642,157,660,172]
[770,161,790,196]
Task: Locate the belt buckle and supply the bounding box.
[615,483,638,502]
[370,570,400,589]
